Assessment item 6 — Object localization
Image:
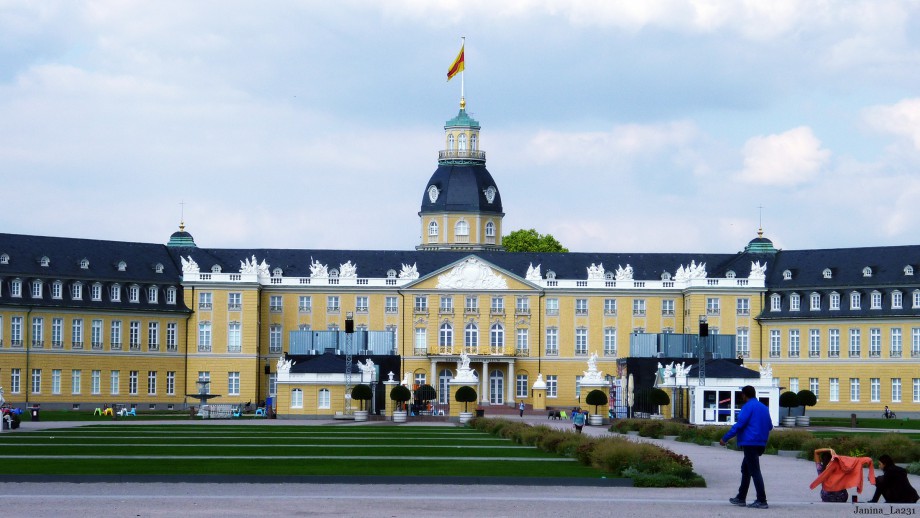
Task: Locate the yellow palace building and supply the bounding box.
[1,97,918,419]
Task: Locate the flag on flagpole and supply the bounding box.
[447,44,465,81]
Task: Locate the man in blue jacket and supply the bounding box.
[720,385,774,509]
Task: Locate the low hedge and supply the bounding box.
[471,417,705,487]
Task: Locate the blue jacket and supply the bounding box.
[721,398,773,447]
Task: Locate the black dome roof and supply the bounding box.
[419,164,503,215]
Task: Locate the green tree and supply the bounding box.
[502,229,569,253]
[797,389,817,415]
[585,389,609,415]
[455,386,478,413]
[779,391,800,417]
[351,384,373,411]
[390,385,411,412]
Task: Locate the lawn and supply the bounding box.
[808,417,920,430]
[0,424,609,479]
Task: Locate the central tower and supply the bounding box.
[417,98,505,251]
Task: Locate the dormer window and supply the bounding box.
[770,293,781,311]
[850,291,861,310]
[273,267,283,277]
[386,269,397,279]
[790,293,801,311]
[546,270,556,280]
[328,268,337,278]
[71,282,83,300]
[661,272,672,281]
[110,284,121,302]
[117,261,127,272]
[11,279,22,297]
[905,265,914,276]
[31,280,43,298]
[148,286,158,304]
[40,256,50,267]
[128,285,140,303]
[80,258,89,269]
[51,280,63,299]
[862,267,872,278]
[91,283,102,301]
[892,290,903,309]
[211,265,222,273]
[810,292,821,311]
[726,270,736,279]
[871,290,882,309]
[830,292,841,310]
[823,268,832,279]
[155,263,164,274]
[782,270,792,280]
[166,286,177,305]
[0,253,8,264]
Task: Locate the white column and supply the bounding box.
[481,359,490,403]
[506,359,515,402]
[430,359,437,384]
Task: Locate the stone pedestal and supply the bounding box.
[449,382,477,418]
[580,378,609,418]
[531,374,547,411]
[383,380,399,416]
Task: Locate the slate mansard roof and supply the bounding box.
[419,164,503,215]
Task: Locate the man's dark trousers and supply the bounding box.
[738,445,767,503]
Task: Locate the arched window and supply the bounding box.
[291,389,303,408]
[471,134,478,151]
[448,134,454,150]
[439,323,453,348]
[485,221,495,237]
[465,323,478,352]
[863,267,873,278]
[458,133,467,151]
[428,221,439,237]
[823,268,833,279]
[770,293,781,311]
[455,220,469,236]
[491,323,504,350]
[318,388,330,409]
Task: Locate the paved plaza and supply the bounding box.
[1,416,917,517]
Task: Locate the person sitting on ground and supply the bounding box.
[815,450,848,502]
[869,454,919,503]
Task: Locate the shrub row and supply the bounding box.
[470,417,705,487]
[608,418,920,462]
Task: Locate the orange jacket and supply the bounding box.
[810,453,876,493]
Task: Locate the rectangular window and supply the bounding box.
[166,322,177,351]
[869,328,881,357]
[770,330,780,357]
[516,328,528,354]
[52,282,62,299]
[440,296,453,313]
[891,328,903,357]
[227,322,241,353]
[52,317,63,348]
[871,291,882,309]
[269,325,282,353]
[129,321,141,350]
[92,319,103,349]
[291,388,303,408]
[327,295,339,312]
[32,317,44,347]
[72,318,83,348]
[51,369,61,394]
[516,296,530,314]
[91,284,102,301]
[516,374,529,398]
[893,291,903,309]
[788,329,800,357]
[829,378,839,402]
[661,299,675,316]
[356,296,369,313]
[546,375,557,398]
[270,295,283,312]
[385,296,398,314]
[414,373,426,387]
[849,328,861,357]
[770,295,781,311]
[198,322,212,352]
[464,296,478,313]
[603,327,617,356]
[11,368,20,393]
[736,328,749,357]
[111,320,122,350]
[228,292,241,310]
[546,298,559,315]
[809,377,819,398]
[828,329,840,357]
[789,377,799,393]
[166,371,175,396]
[148,371,157,395]
[545,327,558,355]
[575,375,583,399]
[575,328,588,355]
[809,329,821,357]
[269,373,277,397]
[810,293,821,311]
[604,298,617,316]
[830,293,840,311]
[414,327,427,354]
[490,296,504,314]
[736,297,750,315]
[575,299,588,315]
[632,298,645,316]
[71,369,81,394]
[915,379,920,403]
[198,292,212,309]
[32,369,42,394]
[706,297,720,315]
[129,370,138,395]
[318,388,330,409]
[111,370,120,395]
[870,378,880,402]
[11,316,22,347]
[228,372,240,396]
[91,370,101,395]
[850,378,860,402]
[790,294,801,312]
[850,292,861,310]
[148,322,159,351]
[892,378,902,403]
[414,296,428,312]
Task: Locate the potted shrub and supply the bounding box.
[796,389,816,427]
[352,384,373,421]
[649,387,670,417]
[390,385,411,423]
[455,385,477,424]
[779,390,799,427]
[585,389,608,425]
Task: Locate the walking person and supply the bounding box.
[720,385,774,510]
[519,401,525,418]
[573,410,586,433]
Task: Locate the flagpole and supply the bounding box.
[460,36,465,107]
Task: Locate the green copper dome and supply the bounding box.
[445,108,480,129]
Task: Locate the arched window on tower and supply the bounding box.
[448,134,455,150]
[471,134,477,151]
[458,133,467,151]
[455,220,469,242]
[485,221,495,241]
[428,221,439,242]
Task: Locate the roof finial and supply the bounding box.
[179,200,186,232]
[757,205,764,237]
[460,96,466,110]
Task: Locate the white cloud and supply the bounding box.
[864,98,920,151]
[737,127,830,187]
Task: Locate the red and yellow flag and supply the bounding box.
[447,44,465,81]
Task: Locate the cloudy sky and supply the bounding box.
[3,1,920,254]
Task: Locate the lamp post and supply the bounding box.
[698,315,708,386]
[344,312,354,414]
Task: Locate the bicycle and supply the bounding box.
[884,410,897,419]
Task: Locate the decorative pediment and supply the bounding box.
[437,257,508,290]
